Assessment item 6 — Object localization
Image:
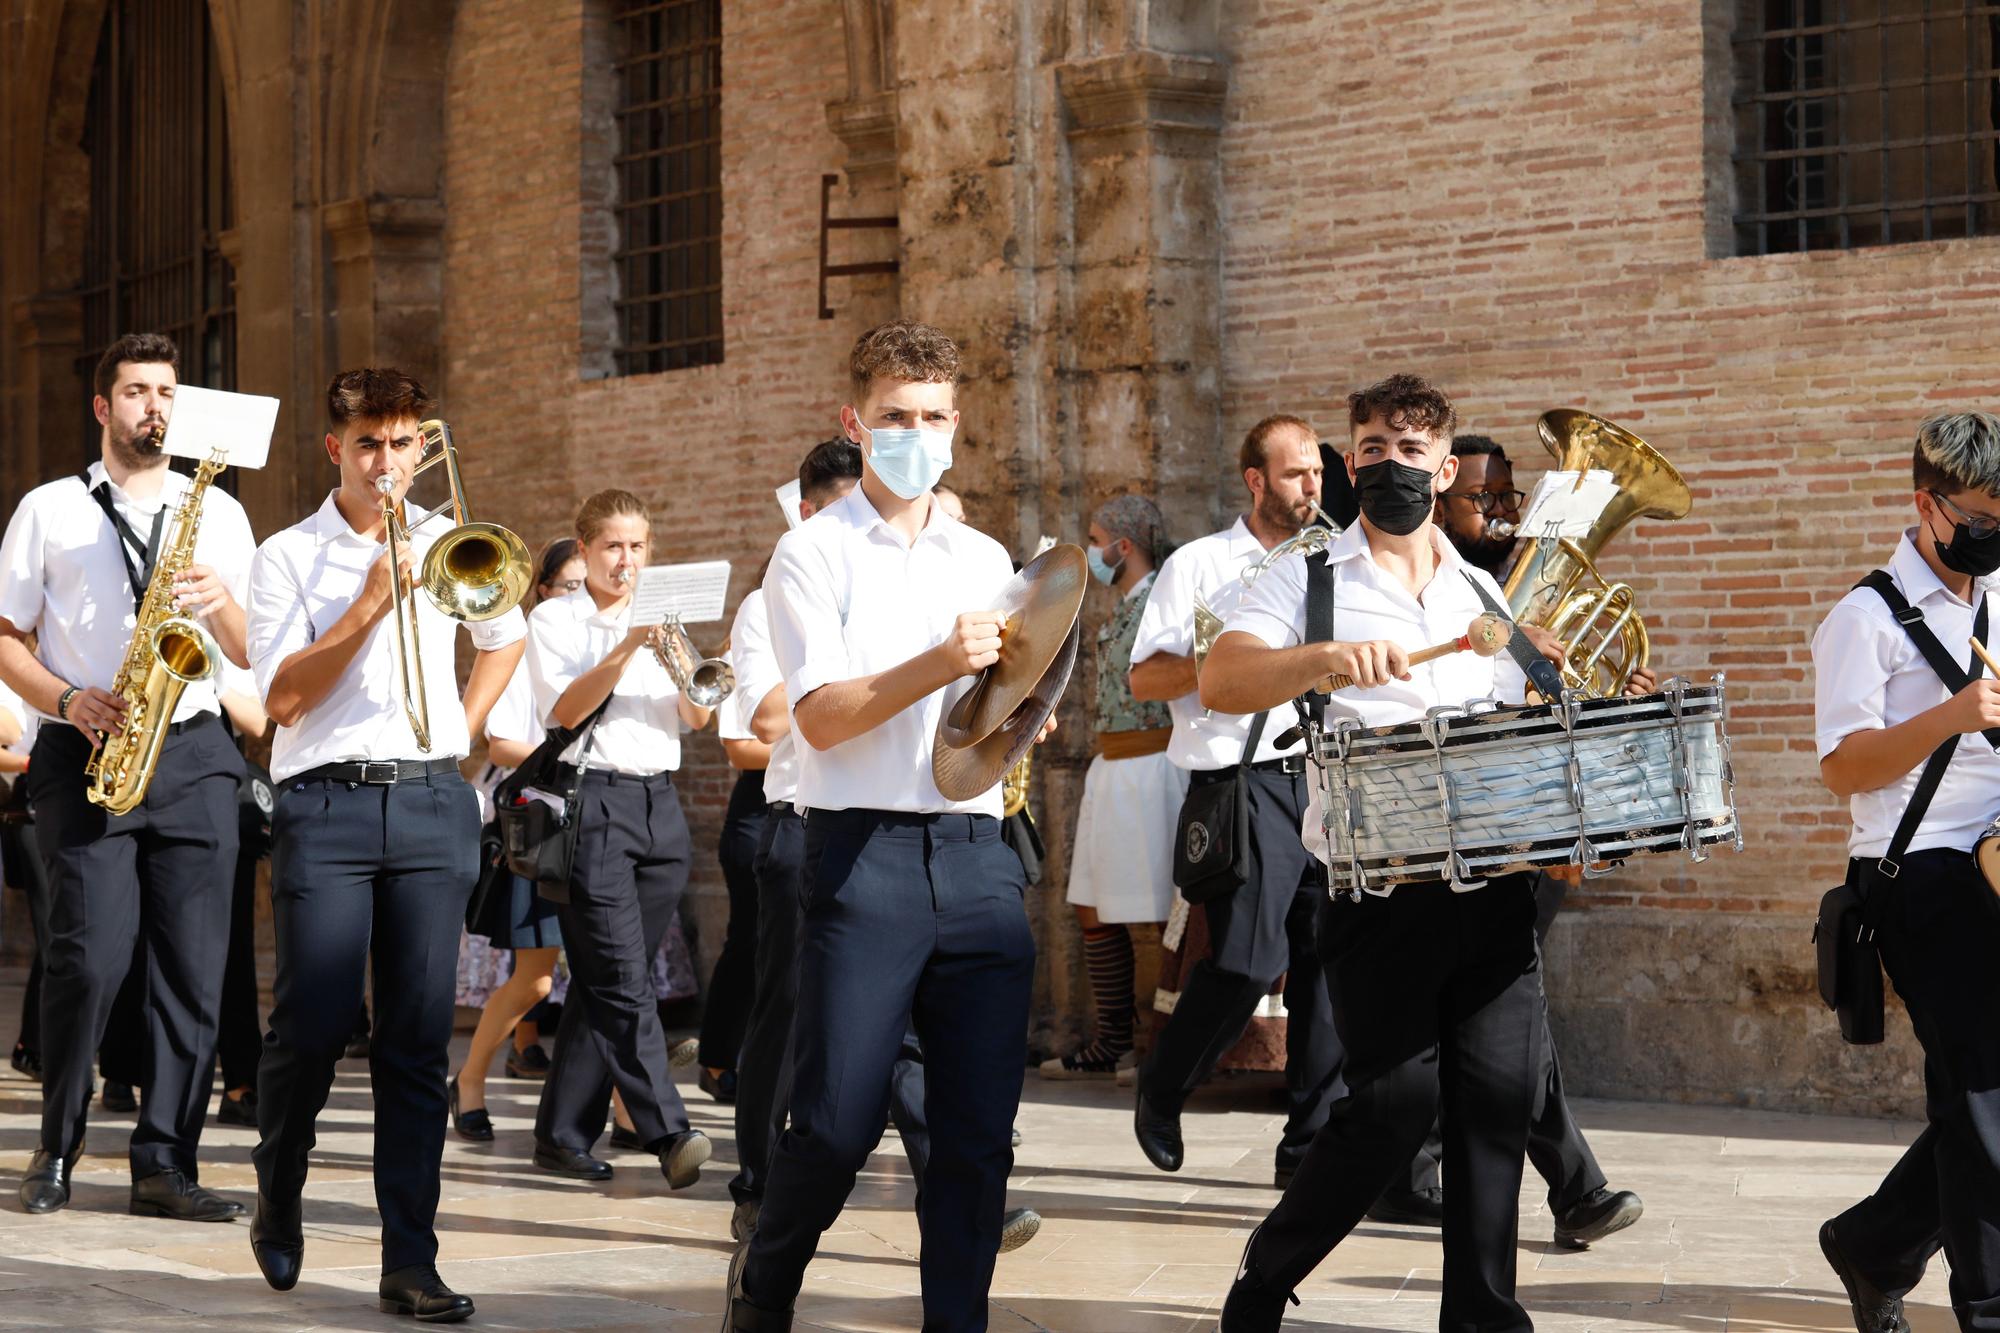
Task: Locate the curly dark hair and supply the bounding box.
[326,368,437,429]
[93,333,179,400]
[849,320,961,401]
[1346,373,1458,441]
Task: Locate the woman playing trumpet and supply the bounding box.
[525,488,714,1188]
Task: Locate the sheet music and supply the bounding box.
[1517,468,1617,540]
[775,479,802,530]
[161,385,279,469]
[628,560,732,626]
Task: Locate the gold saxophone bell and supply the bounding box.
[380,420,533,751]
[1500,410,1690,698]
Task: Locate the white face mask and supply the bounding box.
[859,419,955,500]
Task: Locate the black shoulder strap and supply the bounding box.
[78,469,168,611]
[1299,549,1334,729]
[1858,570,2000,748]
[1461,571,1568,700]
[1881,738,1956,877]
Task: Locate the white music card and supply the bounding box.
[1518,469,1618,539]
[628,560,732,626]
[775,479,803,530]
[161,385,279,469]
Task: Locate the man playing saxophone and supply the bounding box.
[0,332,257,1222]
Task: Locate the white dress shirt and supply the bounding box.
[526,587,684,777]
[1812,531,2000,858]
[0,461,256,724]
[720,587,800,805]
[0,675,33,756]
[485,659,543,748]
[249,492,526,783]
[764,487,1014,816]
[1130,517,1306,770]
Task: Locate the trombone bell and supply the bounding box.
[423,522,532,622]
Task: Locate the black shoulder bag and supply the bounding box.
[1172,710,1269,905]
[1813,573,1995,1045]
[494,696,613,907]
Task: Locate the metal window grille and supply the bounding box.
[74,0,236,461]
[1733,0,2000,254]
[612,0,724,375]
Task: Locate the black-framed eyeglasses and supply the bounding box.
[1930,490,2000,539]
[1440,489,1525,516]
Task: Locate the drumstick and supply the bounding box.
[1319,612,1511,693]
[1973,636,2000,680]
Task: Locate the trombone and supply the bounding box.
[377,419,533,751]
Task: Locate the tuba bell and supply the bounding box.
[1500,410,1690,698]
[379,419,533,752]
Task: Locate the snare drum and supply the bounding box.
[1306,678,1742,897]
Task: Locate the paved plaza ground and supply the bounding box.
[0,1001,1960,1331]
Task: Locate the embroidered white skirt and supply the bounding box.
[1064,750,1189,924]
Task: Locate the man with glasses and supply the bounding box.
[1432,434,1526,577]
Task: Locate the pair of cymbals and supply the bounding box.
[932,544,1087,801]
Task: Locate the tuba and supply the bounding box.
[379,419,533,752]
[1500,410,1691,697]
[85,441,227,814]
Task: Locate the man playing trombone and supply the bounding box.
[244,369,525,1324]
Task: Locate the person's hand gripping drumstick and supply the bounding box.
[1317,612,1512,693]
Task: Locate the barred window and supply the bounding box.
[1732,1,2000,254]
[75,0,235,457]
[612,0,723,375]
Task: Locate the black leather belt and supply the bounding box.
[1247,753,1306,775]
[165,712,220,737]
[556,764,673,787]
[292,757,460,786]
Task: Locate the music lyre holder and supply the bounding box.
[818,173,898,319]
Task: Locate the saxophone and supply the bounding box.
[84,448,228,814]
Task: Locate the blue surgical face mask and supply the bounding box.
[1086,541,1124,586]
[860,419,955,501]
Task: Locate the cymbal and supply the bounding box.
[936,544,1088,749]
[933,615,1079,802]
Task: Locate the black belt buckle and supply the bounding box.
[1275,754,1305,775]
[357,761,400,785]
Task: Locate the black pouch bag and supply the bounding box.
[1172,710,1268,906]
[1812,572,1995,1044]
[494,697,612,907]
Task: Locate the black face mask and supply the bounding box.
[1932,508,2000,577]
[1352,459,1439,537]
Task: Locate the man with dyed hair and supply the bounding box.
[1812,410,2000,1330]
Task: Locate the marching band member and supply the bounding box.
[0,333,254,1222]
[1126,415,1350,1196]
[1040,494,1184,1078]
[1430,431,1647,1250]
[1204,374,1551,1332]
[525,489,713,1189]
[724,321,1051,1333]
[246,368,524,1322]
[1812,412,2000,1331]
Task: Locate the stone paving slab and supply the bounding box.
[0,1022,1965,1331]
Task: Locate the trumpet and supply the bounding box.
[378,420,533,751]
[616,569,735,708]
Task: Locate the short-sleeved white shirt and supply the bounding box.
[485,658,542,749]
[526,587,684,777]
[0,462,256,724]
[1130,517,1306,770]
[721,586,800,805]
[764,487,1014,816]
[248,492,526,782]
[1812,531,2000,858]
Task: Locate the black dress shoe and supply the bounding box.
[1820,1219,1913,1333]
[1367,1186,1445,1227]
[448,1078,493,1142]
[723,1235,793,1332]
[699,1066,738,1103]
[1553,1186,1644,1249]
[10,1044,41,1082]
[344,1034,371,1061]
[250,1190,304,1291]
[19,1149,72,1215]
[131,1169,245,1221]
[101,1081,137,1112]
[660,1129,712,1189]
[217,1090,258,1128]
[532,1141,612,1180]
[608,1124,645,1151]
[379,1264,475,1323]
[1218,1227,1298,1333]
[1133,1093,1183,1173]
[504,1044,551,1080]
